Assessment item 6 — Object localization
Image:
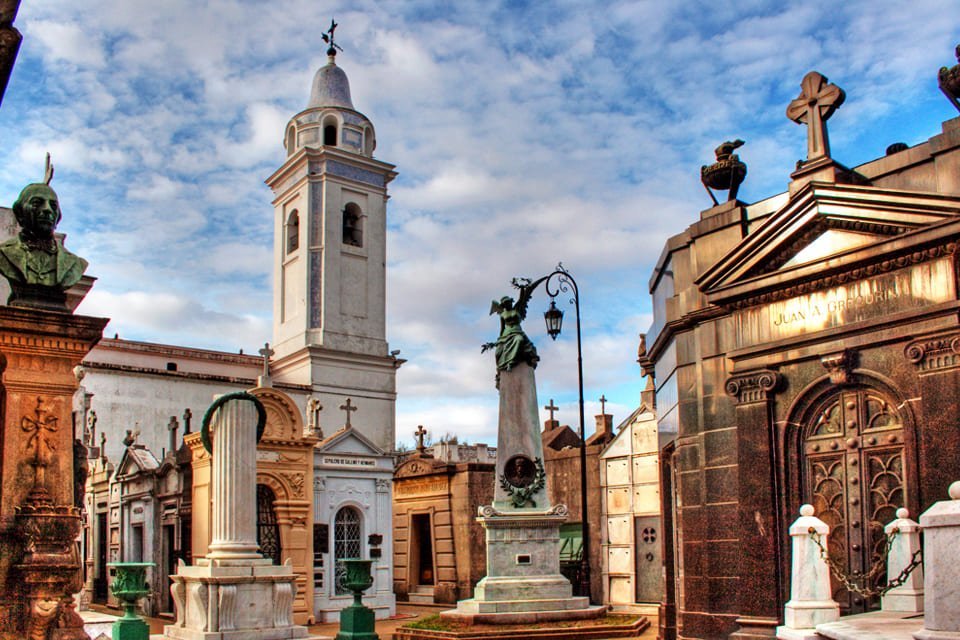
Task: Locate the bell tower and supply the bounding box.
[265,33,399,451]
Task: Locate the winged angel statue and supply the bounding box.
[482,278,540,375]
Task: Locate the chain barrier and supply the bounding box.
[808,527,923,599]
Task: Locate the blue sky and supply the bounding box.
[1,0,958,448]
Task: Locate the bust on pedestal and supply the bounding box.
[440,289,603,624]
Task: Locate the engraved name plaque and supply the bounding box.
[734,256,956,346]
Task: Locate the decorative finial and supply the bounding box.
[939,44,960,114]
[43,152,54,185]
[700,140,747,206]
[787,71,845,162]
[321,19,343,58]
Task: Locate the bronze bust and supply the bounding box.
[0,159,88,309]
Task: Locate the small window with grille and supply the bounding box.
[334,507,362,595]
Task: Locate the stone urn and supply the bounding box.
[336,558,378,640]
[107,562,154,640]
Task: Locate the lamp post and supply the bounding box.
[515,263,590,601]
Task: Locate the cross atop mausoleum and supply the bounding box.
[258,342,274,380]
[340,397,357,428]
[599,394,608,416]
[544,399,559,422]
[307,397,323,438]
[182,407,192,434]
[168,415,179,453]
[787,71,845,161]
[415,425,427,453]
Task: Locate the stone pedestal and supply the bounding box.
[0,307,107,640]
[882,508,924,614]
[442,364,603,624]
[776,505,839,640]
[164,395,309,640]
[914,482,960,640]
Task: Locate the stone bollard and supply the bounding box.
[776,504,839,640]
[882,507,924,613]
[914,482,960,640]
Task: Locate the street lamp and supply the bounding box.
[515,263,590,601]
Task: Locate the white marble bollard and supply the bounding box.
[206,396,261,559]
[882,507,924,613]
[914,482,960,640]
[777,504,839,640]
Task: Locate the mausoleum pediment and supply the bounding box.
[317,425,385,456]
[697,182,960,306]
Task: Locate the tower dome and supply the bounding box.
[307,55,354,110]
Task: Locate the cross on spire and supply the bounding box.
[786,71,845,162]
[322,19,343,58]
[339,397,357,428]
[544,399,559,422]
[415,425,427,453]
[599,394,608,416]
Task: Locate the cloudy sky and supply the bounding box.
[1,0,957,448]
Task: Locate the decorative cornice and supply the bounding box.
[905,332,960,372]
[728,242,958,309]
[725,370,782,404]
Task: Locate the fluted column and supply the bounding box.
[207,398,261,559]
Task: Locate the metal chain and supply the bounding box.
[807,527,923,599]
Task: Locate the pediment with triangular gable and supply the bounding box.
[317,425,385,456]
[114,445,159,480]
[698,181,960,306]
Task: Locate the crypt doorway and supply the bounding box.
[792,382,915,614]
[257,484,282,565]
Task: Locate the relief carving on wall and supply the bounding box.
[280,472,305,498]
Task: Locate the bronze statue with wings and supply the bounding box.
[482,278,539,374]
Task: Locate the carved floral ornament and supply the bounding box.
[725,370,782,404]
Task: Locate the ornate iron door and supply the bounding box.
[256,484,282,565]
[803,388,905,613]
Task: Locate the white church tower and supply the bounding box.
[265,34,400,452]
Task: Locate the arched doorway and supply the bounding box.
[334,506,363,595]
[257,484,282,565]
[797,385,908,613]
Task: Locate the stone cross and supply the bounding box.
[259,342,274,379]
[340,398,357,428]
[415,425,427,453]
[307,397,323,437]
[599,394,608,416]
[168,416,179,454]
[544,399,559,422]
[183,407,192,434]
[787,71,845,161]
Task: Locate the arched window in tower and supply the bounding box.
[363,126,374,156]
[323,115,338,147]
[334,506,362,595]
[286,210,299,254]
[342,203,363,247]
[256,484,282,565]
[285,126,296,156]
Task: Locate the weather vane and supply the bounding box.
[322,19,343,57]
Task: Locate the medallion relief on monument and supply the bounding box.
[733,256,955,346]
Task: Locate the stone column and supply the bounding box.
[206,397,260,559]
[882,508,923,613]
[776,505,839,640]
[914,482,960,640]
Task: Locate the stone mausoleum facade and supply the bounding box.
[641,64,960,640]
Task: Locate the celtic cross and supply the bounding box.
[787,71,845,161]
[340,398,357,427]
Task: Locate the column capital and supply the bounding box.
[725,369,781,405]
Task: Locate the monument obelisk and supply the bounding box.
[442,287,602,623]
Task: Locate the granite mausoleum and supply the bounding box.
[641,58,960,640]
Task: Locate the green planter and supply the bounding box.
[336,558,378,640]
[107,562,154,640]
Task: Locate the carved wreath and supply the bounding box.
[498,457,546,508]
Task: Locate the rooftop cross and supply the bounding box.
[599,394,608,416]
[258,342,274,379]
[339,397,357,428]
[415,425,427,453]
[182,407,192,434]
[307,397,323,437]
[787,71,845,162]
[544,399,559,422]
[168,416,179,453]
[322,19,343,58]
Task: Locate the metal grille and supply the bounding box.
[256,484,282,565]
[334,507,362,595]
[804,388,905,613]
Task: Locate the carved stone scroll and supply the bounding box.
[725,370,782,405]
